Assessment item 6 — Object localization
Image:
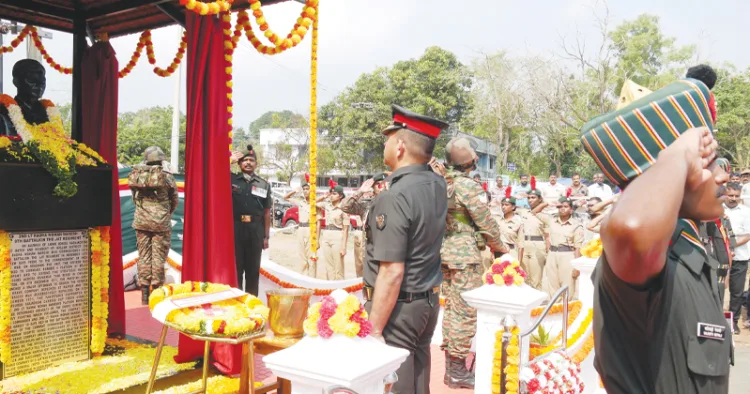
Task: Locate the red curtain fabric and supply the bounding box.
[175,13,240,373]
[81,42,125,335]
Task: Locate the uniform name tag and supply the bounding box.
[251,186,267,198]
[697,322,726,341]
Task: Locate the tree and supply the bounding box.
[713,66,750,168]
[248,110,307,141]
[116,106,186,170]
[319,47,473,172]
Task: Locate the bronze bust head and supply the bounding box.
[0,59,50,136]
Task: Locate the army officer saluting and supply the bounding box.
[364,105,449,394]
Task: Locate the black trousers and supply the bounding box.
[234,221,263,296]
[729,260,748,324]
[366,292,440,394]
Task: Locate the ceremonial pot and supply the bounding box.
[0,163,113,231]
[266,288,314,338]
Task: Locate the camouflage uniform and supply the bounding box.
[440,169,503,361]
[131,164,178,288]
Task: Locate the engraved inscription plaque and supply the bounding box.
[3,230,90,378]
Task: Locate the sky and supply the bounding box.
[0,0,748,128]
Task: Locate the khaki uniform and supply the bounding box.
[496,214,523,260]
[320,202,348,280]
[441,170,503,359]
[289,195,319,277]
[130,166,178,287]
[542,215,584,300]
[518,209,549,290]
[352,216,365,277]
[341,191,373,278]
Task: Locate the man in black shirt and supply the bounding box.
[230,145,271,295]
[582,79,730,394]
[364,105,448,394]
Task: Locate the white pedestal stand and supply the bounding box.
[262,335,409,394]
[462,284,547,394]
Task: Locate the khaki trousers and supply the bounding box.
[320,229,344,280]
[542,251,578,301]
[353,230,365,277]
[521,240,547,290]
[297,227,316,277]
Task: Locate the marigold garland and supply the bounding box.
[491,330,504,394]
[30,27,72,74]
[236,0,317,55]
[504,326,521,394]
[0,25,33,54]
[179,0,233,16]
[308,5,320,259]
[529,302,583,359]
[530,306,593,360]
[571,329,595,364]
[530,300,582,318]
[303,289,372,338]
[0,231,11,364]
[90,227,111,355]
[260,267,363,295]
[222,13,235,160]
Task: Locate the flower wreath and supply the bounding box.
[484,255,527,286]
[149,281,269,338]
[303,289,372,338]
[521,351,585,394]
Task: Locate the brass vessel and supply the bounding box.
[266,289,314,338]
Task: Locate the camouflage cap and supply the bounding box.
[143,146,166,163]
[445,136,478,166]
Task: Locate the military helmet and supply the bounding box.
[143,146,166,164]
[445,136,478,166]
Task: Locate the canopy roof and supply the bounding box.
[0,0,289,38]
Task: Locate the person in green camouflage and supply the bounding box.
[340,173,387,277]
[440,136,506,389]
[130,147,178,305]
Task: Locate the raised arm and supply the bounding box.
[601,128,717,286]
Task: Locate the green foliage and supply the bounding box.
[319,47,473,172]
[249,110,307,141]
[116,106,186,171]
[713,66,750,167]
[530,324,551,346]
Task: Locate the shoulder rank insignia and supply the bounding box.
[376,213,387,230]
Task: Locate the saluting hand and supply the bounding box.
[230,151,244,164]
[662,127,718,191]
[359,178,375,194]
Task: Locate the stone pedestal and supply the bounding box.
[571,257,598,307]
[263,335,409,394]
[462,284,547,394]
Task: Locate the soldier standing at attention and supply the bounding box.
[441,136,506,389]
[341,173,387,277]
[363,105,448,394]
[230,146,271,295]
[130,147,178,305]
[542,197,584,300]
[284,181,323,277]
[319,185,349,280]
[497,188,524,260]
[518,178,550,290]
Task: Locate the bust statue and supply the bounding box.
[0,59,49,137]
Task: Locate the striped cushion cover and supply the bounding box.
[580,78,713,186]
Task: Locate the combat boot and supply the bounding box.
[446,354,474,389]
[141,286,150,305]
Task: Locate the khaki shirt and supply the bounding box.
[324,202,349,229]
[290,196,311,224]
[519,209,550,239]
[544,215,584,249]
[497,214,523,247]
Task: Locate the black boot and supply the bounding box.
[141,286,150,305]
[446,354,475,389]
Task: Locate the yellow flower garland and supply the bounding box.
[491,330,503,394]
[308,5,319,257]
[0,230,11,364]
[529,301,583,359]
[90,226,111,355]
[504,326,521,394]
[222,12,235,160]
[154,376,263,394]
[529,307,594,360]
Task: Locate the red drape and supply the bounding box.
[81,41,125,335]
[175,13,240,373]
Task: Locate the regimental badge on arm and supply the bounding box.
[376,213,387,230]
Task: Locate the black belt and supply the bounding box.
[507,244,516,249]
[525,235,544,241]
[550,245,575,252]
[362,285,439,303]
[299,223,310,227]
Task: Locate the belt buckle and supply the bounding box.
[363,286,373,301]
[241,215,252,223]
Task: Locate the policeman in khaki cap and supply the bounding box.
[440,135,506,389]
[582,79,730,393]
[363,104,448,394]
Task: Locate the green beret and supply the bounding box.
[581,78,713,186]
[558,197,572,205]
[501,197,516,205]
[241,144,257,161]
[332,185,345,195]
[529,190,542,197]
